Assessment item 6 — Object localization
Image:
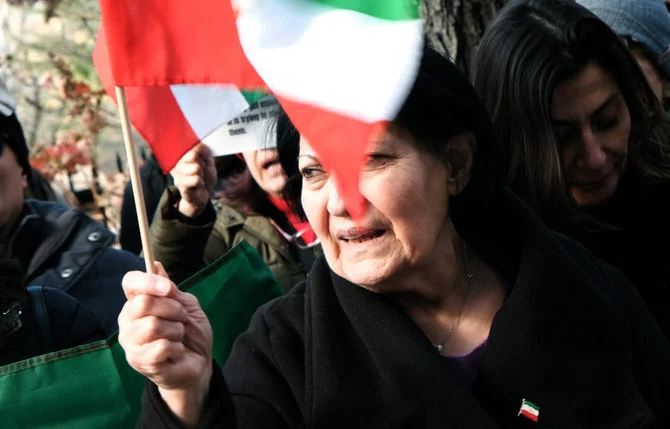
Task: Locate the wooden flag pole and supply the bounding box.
[114,86,156,274]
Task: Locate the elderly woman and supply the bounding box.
[118,47,670,428]
[474,0,670,339]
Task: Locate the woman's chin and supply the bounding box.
[339,260,397,291]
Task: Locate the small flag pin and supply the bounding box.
[518,398,540,422]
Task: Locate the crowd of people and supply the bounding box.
[1,0,670,427]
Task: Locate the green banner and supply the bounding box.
[0,241,283,428]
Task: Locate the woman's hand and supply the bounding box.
[171,144,217,218]
[119,262,213,427]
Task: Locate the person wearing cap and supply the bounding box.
[578,0,670,107]
[0,76,144,335]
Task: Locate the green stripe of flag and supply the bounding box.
[314,0,419,20]
[242,90,267,106]
[523,400,539,410]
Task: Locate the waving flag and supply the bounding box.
[95,0,422,217]
[93,27,269,171]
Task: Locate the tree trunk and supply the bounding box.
[422,0,507,79]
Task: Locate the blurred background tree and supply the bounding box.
[422,0,508,78]
[1,0,146,233]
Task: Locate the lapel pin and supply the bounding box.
[518,398,540,422]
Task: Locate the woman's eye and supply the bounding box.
[556,130,578,147]
[300,166,324,180]
[364,154,390,167]
[596,117,619,131]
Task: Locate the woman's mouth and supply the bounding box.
[338,229,386,243]
[573,170,613,190]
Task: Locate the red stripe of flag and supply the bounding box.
[94,32,201,172]
[98,0,265,89]
[520,409,539,422]
[277,96,379,219]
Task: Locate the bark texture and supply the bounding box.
[422,0,507,79]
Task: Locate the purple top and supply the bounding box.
[441,275,509,387]
[442,340,488,387]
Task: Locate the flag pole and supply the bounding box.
[114,86,156,274]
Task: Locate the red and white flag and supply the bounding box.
[94,0,422,217]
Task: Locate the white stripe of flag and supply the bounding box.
[235,0,423,123]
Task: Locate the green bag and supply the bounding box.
[0,241,283,428]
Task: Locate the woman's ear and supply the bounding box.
[445,132,476,196]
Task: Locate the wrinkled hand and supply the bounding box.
[171,144,217,218]
[119,262,213,426]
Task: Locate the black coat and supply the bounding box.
[139,188,670,429]
[0,287,106,367]
[8,200,145,334]
[575,174,670,340]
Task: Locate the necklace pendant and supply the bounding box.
[434,344,443,353]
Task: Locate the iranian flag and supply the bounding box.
[95,0,422,218]
[518,399,540,422]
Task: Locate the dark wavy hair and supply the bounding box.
[474,0,670,231]
[277,44,503,229]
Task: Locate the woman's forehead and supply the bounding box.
[298,136,314,157]
[298,128,406,159]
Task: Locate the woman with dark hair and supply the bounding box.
[474,0,670,338]
[0,239,105,366]
[117,46,669,428]
[150,134,320,291]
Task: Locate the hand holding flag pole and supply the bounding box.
[114,86,155,275]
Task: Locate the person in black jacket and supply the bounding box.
[0,77,145,334]
[0,242,105,367]
[118,47,670,428]
[119,153,170,255]
[474,0,670,339]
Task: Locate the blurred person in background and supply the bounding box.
[0,75,144,334]
[119,153,171,255]
[119,152,246,255]
[150,133,320,291]
[0,238,105,366]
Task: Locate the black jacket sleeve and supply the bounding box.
[44,288,106,350]
[138,363,235,429]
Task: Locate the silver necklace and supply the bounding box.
[434,243,475,354]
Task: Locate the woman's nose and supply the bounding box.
[326,179,350,217]
[576,132,607,169]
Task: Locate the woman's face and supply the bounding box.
[0,143,27,235]
[242,149,287,198]
[298,127,467,290]
[551,62,631,207]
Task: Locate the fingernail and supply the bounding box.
[157,280,171,295]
